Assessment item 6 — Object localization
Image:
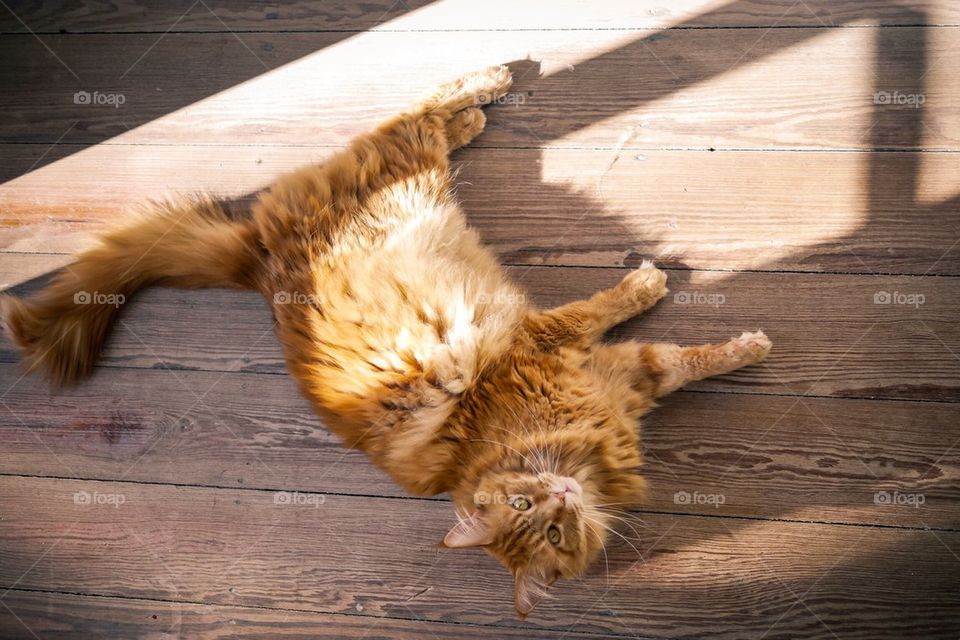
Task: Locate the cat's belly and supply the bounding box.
[273,199,526,494]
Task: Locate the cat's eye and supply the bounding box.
[547,525,561,544]
[511,497,531,511]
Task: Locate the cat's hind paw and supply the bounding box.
[729,330,773,363]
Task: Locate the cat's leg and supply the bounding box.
[304,66,511,199]
[415,65,513,116]
[525,262,668,348]
[416,65,511,151]
[591,331,772,399]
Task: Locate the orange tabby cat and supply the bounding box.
[1,66,771,617]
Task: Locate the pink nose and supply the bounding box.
[551,491,566,504]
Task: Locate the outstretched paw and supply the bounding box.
[421,65,514,116]
[618,260,668,304]
[728,330,773,364]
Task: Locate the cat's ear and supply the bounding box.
[514,570,555,618]
[440,513,493,548]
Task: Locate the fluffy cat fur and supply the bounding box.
[0,66,772,617]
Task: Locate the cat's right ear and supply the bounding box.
[439,512,493,548]
[514,569,555,618]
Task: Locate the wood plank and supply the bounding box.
[1,0,956,33]
[642,390,960,528]
[0,590,620,640]
[520,267,960,402]
[1,476,958,638]
[2,259,956,401]
[0,362,400,496]
[0,365,956,526]
[0,27,954,151]
[0,305,956,528]
[2,147,958,275]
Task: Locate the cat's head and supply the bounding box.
[441,468,612,617]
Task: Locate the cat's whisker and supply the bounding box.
[582,518,610,585]
[510,402,554,473]
[596,513,651,548]
[593,503,650,515]
[491,405,550,475]
[583,514,643,560]
[592,505,652,526]
[589,508,653,544]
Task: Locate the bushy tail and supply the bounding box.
[1,197,262,386]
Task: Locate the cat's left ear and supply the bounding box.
[514,570,556,618]
[440,512,493,548]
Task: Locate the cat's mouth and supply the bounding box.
[541,474,583,506]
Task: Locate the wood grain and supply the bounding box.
[1,0,957,33]
[0,341,956,527]
[1,3,957,637]
[0,590,621,640]
[0,27,954,151]
[3,147,959,275]
[2,259,956,401]
[1,476,958,639]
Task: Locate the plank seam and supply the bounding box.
[4,141,960,153]
[3,252,958,280]
[0,24,955,36]
[2,472,956,533]
[0,586,641,639]
[0,360,953,405]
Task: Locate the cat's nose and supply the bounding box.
[551,491,566,504]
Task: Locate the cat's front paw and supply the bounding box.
[619,261,668,303]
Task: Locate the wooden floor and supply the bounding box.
[1,1,959,638]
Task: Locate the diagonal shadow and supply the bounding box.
[450,1,957,634]
[0,0,957,635]
[0,0,434,181]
